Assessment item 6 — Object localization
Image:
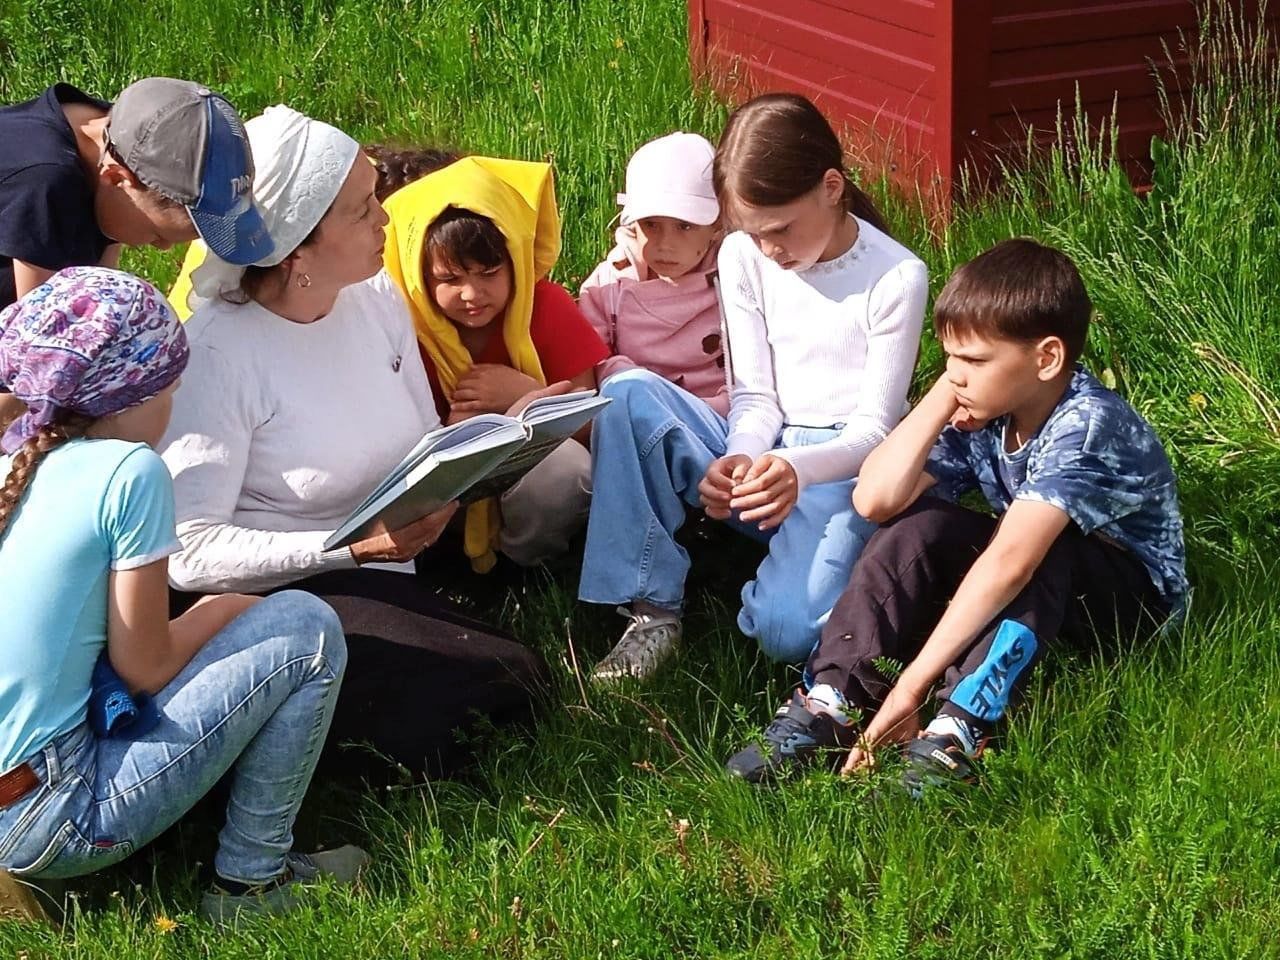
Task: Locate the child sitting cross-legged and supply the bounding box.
[578,132,728,416]
[726,239,1188,790]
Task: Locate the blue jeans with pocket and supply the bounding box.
[0,590,345,886]
[579,367,877,663]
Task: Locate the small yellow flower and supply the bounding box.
[153,915,179,934]
[608,59,619,70]
[614,36,625,49]
[1189,392,1208,413]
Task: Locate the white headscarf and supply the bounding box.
[189,105,361,305]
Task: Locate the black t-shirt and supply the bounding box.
[0,83,112,309]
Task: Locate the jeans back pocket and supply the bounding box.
[7,819,134,880]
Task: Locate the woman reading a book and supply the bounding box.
[159,106,550,777]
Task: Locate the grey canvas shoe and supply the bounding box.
[591,607,682,682]
[199,845,371,926]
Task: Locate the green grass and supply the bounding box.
[3,1,1280,956]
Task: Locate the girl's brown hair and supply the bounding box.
[426,208,508,273]
[365,144,464,202]
[713,93,891,237]
[0,413,93,546]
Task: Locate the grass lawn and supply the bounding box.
[3,1,1280,956]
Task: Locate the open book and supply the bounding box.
[324,390,610,551]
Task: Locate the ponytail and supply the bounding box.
[0,416,91,546]
[841,176,892,237]
[715,92,892,238]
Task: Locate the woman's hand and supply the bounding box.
[699,454,752,519]
[349,502,460,565]
[729,454,799,530]
[452,364,543,416]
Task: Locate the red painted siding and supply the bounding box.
[693,0,940,194]
[689,0,1280,208]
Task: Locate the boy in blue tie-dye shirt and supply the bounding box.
[726,239,1186,790]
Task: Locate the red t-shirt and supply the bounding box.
[422,279,610,418]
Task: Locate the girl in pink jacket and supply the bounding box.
[578,132,729,416]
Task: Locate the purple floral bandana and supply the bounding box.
[0,267,189,453]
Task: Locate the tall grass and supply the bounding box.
[0,0,727,291]
[2,2,1279,957]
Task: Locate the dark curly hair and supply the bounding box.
[364,143,464,201]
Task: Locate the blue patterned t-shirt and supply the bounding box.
[924,366,1187,606]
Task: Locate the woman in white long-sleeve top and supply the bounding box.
[160,106,547,776]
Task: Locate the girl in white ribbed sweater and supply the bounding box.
[578,93,928,681]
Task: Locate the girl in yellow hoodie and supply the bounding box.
[380,157,607,573]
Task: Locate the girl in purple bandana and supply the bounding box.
[0,267,366,925]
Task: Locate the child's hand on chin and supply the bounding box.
[951,406,989,432]
[930,372,987,432]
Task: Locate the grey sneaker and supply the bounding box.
[199,844,370,926]
[590,606,682,682]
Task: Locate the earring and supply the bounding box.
[296,273,312,289]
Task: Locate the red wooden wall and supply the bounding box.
[688,0,1280,208]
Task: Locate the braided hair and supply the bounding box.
[0,413,93,545]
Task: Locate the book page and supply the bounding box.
[323,391,611,551]
[324,423,527,549]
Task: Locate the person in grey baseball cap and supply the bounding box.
[0,77,271,311]
[0,77,272,430]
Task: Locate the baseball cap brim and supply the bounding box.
[619,193,720,227]
[189,203,273,266]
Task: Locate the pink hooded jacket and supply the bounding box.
[578,227,730,416]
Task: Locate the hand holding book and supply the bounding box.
[323,384,610,553]
[350,501,460,565]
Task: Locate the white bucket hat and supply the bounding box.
[617,131,719,226]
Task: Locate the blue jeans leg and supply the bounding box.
[738,430,878,664]
[0,591,346,885]
[578,368,728,611]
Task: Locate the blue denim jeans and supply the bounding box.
[0,591,345,886]
[579,368,877,663]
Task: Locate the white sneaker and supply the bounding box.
[591,606,682,682]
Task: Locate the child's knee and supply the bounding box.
[600,365,665,397]
[856,498,953,569]
[598,368,669,421]
[499,441,591,565]
[739,591,821,663]
[263,590,348,675]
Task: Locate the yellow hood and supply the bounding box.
[383,156,563,574]
[382,156,561,398]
